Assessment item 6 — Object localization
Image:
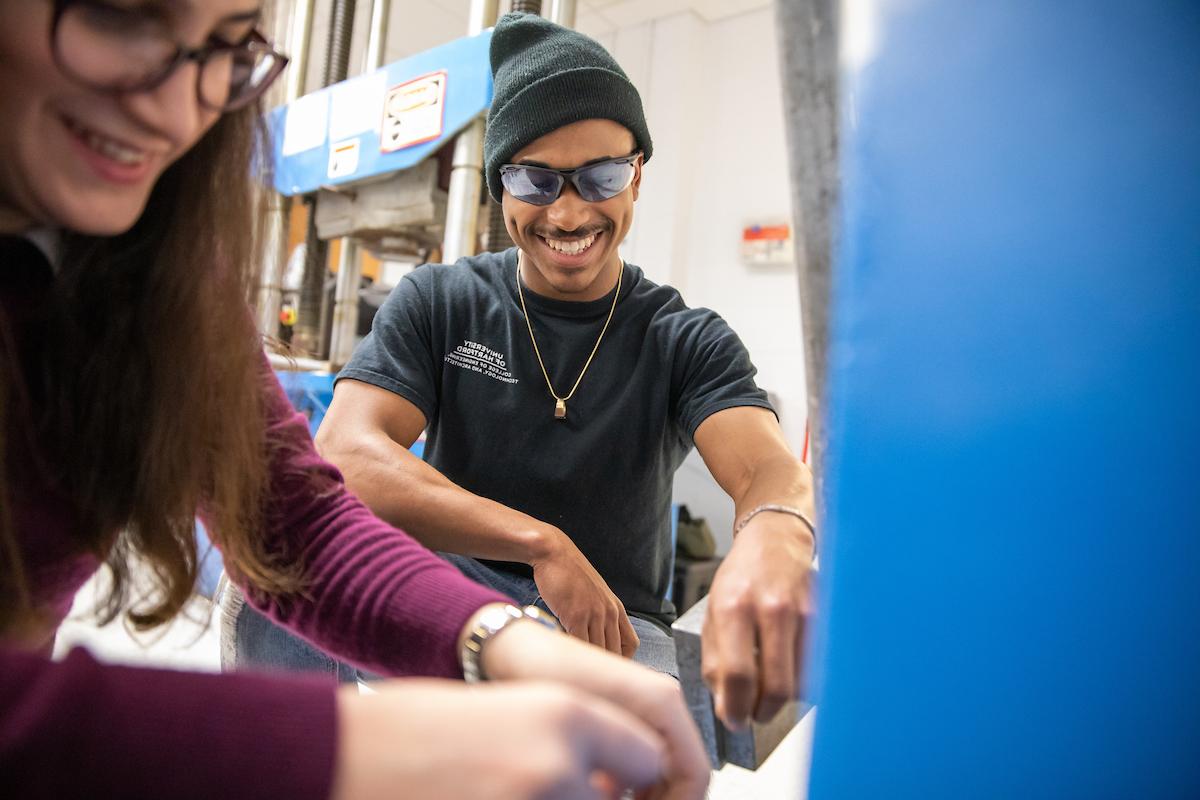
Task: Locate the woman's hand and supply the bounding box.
[332,679,666,800]
[482,620,711,800]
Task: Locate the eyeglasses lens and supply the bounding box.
[574,161,636,202]
[54,1,285,111]
[502,167,565,206]
[57,3,175,90]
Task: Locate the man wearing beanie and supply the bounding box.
[247,12,815,732]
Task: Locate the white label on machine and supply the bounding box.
[381,71,447,153]
[282,90,329,156]
[329,70,386,143]
[740,223,794,265]
[327,138,360,179]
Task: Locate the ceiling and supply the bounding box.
[358,0,775,71]
[422,0,774,38]
[573,0,773,36]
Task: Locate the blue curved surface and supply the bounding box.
[810,2,1199,796]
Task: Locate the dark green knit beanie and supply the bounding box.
[484,12,653,202]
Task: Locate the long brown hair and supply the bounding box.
[0,102,305,638]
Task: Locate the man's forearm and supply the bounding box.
[320,434,558,564]
[730,454,816,547]
[693,407,816,546]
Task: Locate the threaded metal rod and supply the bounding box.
[295,0,358,357]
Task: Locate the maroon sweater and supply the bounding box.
[0,238,507,798]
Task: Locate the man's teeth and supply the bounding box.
[545,233,598,255]
[67,118,146,166]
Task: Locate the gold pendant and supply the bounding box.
[554,399,567,419]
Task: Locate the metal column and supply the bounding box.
[327,0,392,368]
[294,0,357,356]
[776,0,837,484]
[548,0,576,27]
[255,0,315,338]
[440,0,500,265]
[362,0,390,75]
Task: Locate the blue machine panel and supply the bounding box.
[809,1,1199,797]
[271,31,493,196]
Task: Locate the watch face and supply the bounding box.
[463,604,521,683]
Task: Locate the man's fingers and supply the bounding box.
[589,619,616,654]
[752,599,802,723]
[619,613,640,659]
[561,614,588,642]
[606,614,623,659]
[702,600,758,730]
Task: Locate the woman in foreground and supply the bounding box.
[0,1,708,798]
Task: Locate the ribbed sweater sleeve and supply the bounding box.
[0,646,337,800]
[222,359,508,678]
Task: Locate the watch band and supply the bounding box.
[460,602,563,683]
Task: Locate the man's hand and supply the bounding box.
[530,528,641,658]
[319,382,637,663]
[691,406,816,730]
[701,512,815,730]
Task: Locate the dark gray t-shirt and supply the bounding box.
[339,248,772,627]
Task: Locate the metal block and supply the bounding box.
[720,698,805,771]
[672,594,802,771]
[673,594,722,768]
[314,158,446,242]
[671,555,722,616]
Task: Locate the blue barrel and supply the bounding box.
[275,369,336,437]
[810,2,1199,797]
[273,369,427,454]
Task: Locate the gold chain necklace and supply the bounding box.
[516,255,622,420]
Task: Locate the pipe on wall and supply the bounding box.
[442,0,501,264]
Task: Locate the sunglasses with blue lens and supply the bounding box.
[499,152,641,206]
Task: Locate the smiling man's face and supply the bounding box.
[502,118,642,302]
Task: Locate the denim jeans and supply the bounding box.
[220,553,678,682]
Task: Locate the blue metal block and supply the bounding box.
[271,31,493,196]
[810,2,1199,797]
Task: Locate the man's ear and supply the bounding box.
[631,156,643,201]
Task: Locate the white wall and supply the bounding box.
[589,8,808,550]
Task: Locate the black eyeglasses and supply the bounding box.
[499,152,641,206]
[50,0,289,112]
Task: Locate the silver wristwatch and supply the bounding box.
[459,602,562,683]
